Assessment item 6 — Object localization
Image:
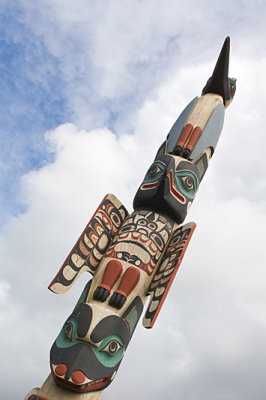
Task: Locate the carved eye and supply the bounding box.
[181,176,195,190]
[175,170,198,199]
[120,224,135,233]
[64,322,73,340]
[143,161,166,183]
[138,219,147,226]
[116,251,129,261]
[110,211,121,228]
[148,165,161,177]
[148,222,157,230]
[134,259,142,267]
[101,340,122,355]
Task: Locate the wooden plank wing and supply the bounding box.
[48,194,128,294]
[143,222,196,328]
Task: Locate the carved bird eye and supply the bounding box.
[64,322,73,339]
[175,170,199,199]
[148,165,161,177]
[181,176,194,190]
[101,340,122,356]
[143,161,166,184]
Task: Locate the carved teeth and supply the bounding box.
[83,377,105,388]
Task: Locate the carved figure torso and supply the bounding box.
[91,209,175,307]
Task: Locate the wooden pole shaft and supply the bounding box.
[24,374,103,400]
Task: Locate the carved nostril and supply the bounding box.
[55,363,67,376]
[71,370,85,384]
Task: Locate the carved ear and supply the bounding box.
[192,147,211,182]
[122,296,143,337]
[154,140,167,159]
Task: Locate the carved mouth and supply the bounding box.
[52,372,111,393]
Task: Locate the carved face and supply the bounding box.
[133,153,208,224]
[105,210,173,276]
[50,281,143,393]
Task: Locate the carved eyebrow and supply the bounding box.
[91,315,130,347]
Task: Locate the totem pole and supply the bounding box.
[25,37,236,400]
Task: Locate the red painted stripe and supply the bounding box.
[116,267,140,296]
[185,126,202,151]
[100,260,123,290]
[141,182,158,190]
[176,123,193,148]
[168,170,186,203]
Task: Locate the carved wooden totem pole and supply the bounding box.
[25,37,236,400]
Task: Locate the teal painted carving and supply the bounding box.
[47,37,236,394]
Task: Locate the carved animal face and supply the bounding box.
[133,152,208,224]
[105,210,173,276]
[50,281,143,393]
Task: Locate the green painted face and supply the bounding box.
[51,294,143,393]
[175,170,199,199]
[142,161,166,186]
[56,318,82,348]
[91,335,125,368]
[56,320,125,368]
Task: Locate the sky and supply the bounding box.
[1,1,266,399]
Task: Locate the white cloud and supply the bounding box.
[1,2,266,399]
[13,0,266,130]
[2,60,266,398]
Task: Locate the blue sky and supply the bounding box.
[2,0,266,227]
[0,4,67,224]
[1,1,266,399]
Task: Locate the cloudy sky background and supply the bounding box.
[1,1,266,399]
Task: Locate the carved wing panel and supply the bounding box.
[49,194,128,294]
[143,222,196,328]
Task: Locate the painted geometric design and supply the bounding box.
[24,37,236,397]
[49,194,128,294]
[105,210,174,276]
[143,221,196,328]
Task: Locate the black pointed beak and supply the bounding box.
[201,36,231,104]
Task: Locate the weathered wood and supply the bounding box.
[24,374,102,400]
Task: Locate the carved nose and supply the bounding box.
[55,363,67,376]
[71,370,86,384]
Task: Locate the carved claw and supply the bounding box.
[173,145,183,156]
[109,292,126,309]
[93,286,110,302]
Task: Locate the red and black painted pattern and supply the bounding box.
[106,210,174,276]
[49,195,128,293]
[144,222,196,328]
